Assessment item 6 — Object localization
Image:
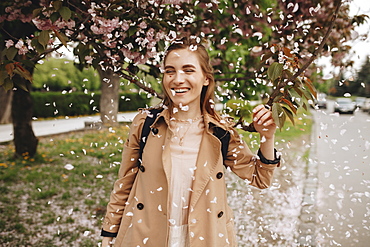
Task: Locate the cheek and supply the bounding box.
[162,79,171,91]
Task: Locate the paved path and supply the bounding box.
[0,112,137,143]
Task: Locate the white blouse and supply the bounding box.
[168,117,204,247]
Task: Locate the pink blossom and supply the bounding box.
[32,17,54,30]
[121,48,140,60]
[15,40,24,49]
[139,21,147,29]
[121,21,130,31]
[5,40,14,48]
[90,17,119,34]
[85,56,93,64]
[15,40,28,55]
[147,28,155,39]
[55,19,76,29]
[153,0,189,4]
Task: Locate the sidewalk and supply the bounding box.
[0,112,137,143]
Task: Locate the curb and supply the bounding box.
[297,117,318,246]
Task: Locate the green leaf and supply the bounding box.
[6,47,18,60]
[32,8,42,18]
[15,80,29,92]
[157,40,165,52]
[50,12,60,23]
[31,38,45,53]
[289,87,304,107]
[282,106,295,125]
[38,30,50,48]
[54,30,68,47]
[267,62,283,82]
[53,0,62,10]
[3,78,14,91]
[0,70,7,86]
[59,6,71,21]
[272,102,286,129]
[128,27,137,38]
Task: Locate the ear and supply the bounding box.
[203,77,209,86]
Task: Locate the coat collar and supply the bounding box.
[151,108,226,208]
[151,107,229,132]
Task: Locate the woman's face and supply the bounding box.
[163,48,209,111]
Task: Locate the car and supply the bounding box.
[334,98,356,114]
[355,97,366,109]
[315,93,327,109]
[362,98,370,112]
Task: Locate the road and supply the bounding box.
[0,112,137,143]
[312,101,370,246]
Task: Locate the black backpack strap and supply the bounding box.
[138,108,163,163]
[213,126,230,162]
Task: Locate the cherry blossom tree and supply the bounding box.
[0,0,367,157]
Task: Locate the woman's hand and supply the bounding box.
[101,237,114,247]
[252,104,276,140]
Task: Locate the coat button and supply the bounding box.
[152,128,159,134]
[137,203,144,210]
[217,211,224,218]
[139,165,145,172]
[216,172,223,179]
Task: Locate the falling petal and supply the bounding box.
[64,164,74,170]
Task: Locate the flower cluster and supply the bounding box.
[5,38,33,55]
[90,16,120,35]
[0,2,33,23]
[32,17,76,31]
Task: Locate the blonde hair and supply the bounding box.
[162,37,222,121]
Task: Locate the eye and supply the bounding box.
[164,69,175,75]
[184,69,195,73]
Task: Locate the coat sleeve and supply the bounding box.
[102,111,147,234]
[223,128,280,189]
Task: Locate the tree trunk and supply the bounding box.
[98,68,120,126]
[0,87,13,124]
[11,75,38,158]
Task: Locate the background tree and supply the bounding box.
[33,58,100,92]
[0,0,367,157]
[352,57,370,97]
[0,1,41,158]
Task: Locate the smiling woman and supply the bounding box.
[162,48,209,120]
[101,37,281,247]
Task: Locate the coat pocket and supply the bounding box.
[226,219,237,247]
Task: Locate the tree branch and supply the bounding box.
[117,70,163,99]
[237,0,342,132]
[266,0,342,107]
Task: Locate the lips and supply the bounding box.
[172,88,190,94]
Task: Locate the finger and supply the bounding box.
[254,109,271,124]
[252,104,265,114]
[262,119,276,127]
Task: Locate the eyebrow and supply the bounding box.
[164,64,197,70]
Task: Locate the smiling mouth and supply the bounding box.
[172,88,190,94]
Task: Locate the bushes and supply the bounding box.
[224,99,254,118]
[31,91,150,118]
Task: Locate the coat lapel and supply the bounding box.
[189,130,221,208]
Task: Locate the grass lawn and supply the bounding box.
[0,110,312,246]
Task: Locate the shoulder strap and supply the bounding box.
[139,109,230,162]
[213,126,230,162]
[139,108,163,162]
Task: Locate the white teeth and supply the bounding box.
[173,88,189,93]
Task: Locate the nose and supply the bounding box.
[173,70,185,83]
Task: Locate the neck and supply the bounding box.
[171,106,202,121]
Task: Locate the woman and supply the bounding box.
[101,38,280,247]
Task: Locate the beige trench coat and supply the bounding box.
[102,109,280,246]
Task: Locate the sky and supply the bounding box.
[320,0,370,78]
[347,0,370,69]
